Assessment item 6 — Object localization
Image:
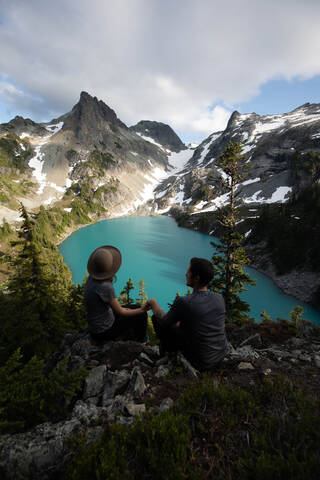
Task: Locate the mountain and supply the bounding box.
[153,103,320,214]
[0,92,189,222]
[130,120,186,153]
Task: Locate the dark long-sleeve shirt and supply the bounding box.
[161,290,227,370]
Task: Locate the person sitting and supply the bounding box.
[146,257,227,371]
[84,245,148,343]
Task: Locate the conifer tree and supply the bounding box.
[211,141,255,322]
[0,204,78,360]
[136,280,148,305]
[120,278,135,305]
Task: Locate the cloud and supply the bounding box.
[1,0,320,140]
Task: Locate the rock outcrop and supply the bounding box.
[1,322,319,479]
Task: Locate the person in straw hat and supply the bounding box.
[84,245,148,342]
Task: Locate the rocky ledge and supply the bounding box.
[1,322,320,479]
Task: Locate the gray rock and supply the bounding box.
[177,352,199,379]
[159,398,174,413]
[106,395,126,417]
[314,354,320,368]
[72,400,102,424]
[238,362,255,370]
[155,364,170,378]
[267,348,292,361]
[230,345,260,360]
[83,365,106,400]
[101,370,130,405]
[287,337,306,348]
[298,354,311,362]
[125,403,146,416]
[126,366,146,397]
[155,356,169,367]
[0,419,81,480]
[139,352,154,365]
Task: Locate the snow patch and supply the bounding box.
[64,208,72,212]
[240,177,261,186]
[168,148,193,173]
[45,122,64,134]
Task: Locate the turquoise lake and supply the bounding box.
[59,216,320,325]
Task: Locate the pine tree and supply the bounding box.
[119,278,135,305]
[136,280,148,305]
[0,204,78,360]
[211,141,255,323]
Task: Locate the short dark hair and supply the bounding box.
[189,257,214,287]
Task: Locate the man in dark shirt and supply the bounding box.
[146,257,227,371]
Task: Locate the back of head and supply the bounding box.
[190,257,214,287]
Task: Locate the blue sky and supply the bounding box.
[1,0,320,143]
[234,76,320,116]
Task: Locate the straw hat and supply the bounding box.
[87,245,122,280]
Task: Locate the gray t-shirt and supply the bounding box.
[161,291,227,370]
[84,276,117,334]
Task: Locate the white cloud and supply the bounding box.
[0,0,320,140]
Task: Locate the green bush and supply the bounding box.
[0,349,87,433]
[67,376,320,480]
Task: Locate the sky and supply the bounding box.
[0,0,320,143]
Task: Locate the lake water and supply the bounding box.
[59,216,320,325]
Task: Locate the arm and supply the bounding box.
[146,298,166,319]
[110,297,148,316]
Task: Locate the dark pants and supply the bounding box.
[90,305,148,343]
[152,315,185,355]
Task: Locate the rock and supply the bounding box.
[239,333,262,348]
[159,398,174,413]
[155,364,170,378]
[126,366,146,397]
[268,348,292,361]
[125,403,146,416]
[298,354,311,362]
[314,354,320,368]
[0,419,82,480]
[155,356,169,367]
[229,345,260,360]
[177,352,199,379]
[101,370,130,405]
[72,400,102,424]
[139,352,154,365]
[99,341,145,369]
[106,395,126,417]
[291,349,302,357]
[287,337,306,348]
[83,365,106,400]
[142,344,160,359]
[238,362,255,370]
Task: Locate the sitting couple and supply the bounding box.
[84,245,227,371]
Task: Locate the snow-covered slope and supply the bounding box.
[154,103,320,215]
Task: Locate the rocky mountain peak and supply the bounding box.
[59,91,127,144]
[0,115,48,136]
[130,120,186,153]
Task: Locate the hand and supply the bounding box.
[142,302,150,312]
[147,298,157,308]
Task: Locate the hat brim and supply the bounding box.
[87,245,122,280]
